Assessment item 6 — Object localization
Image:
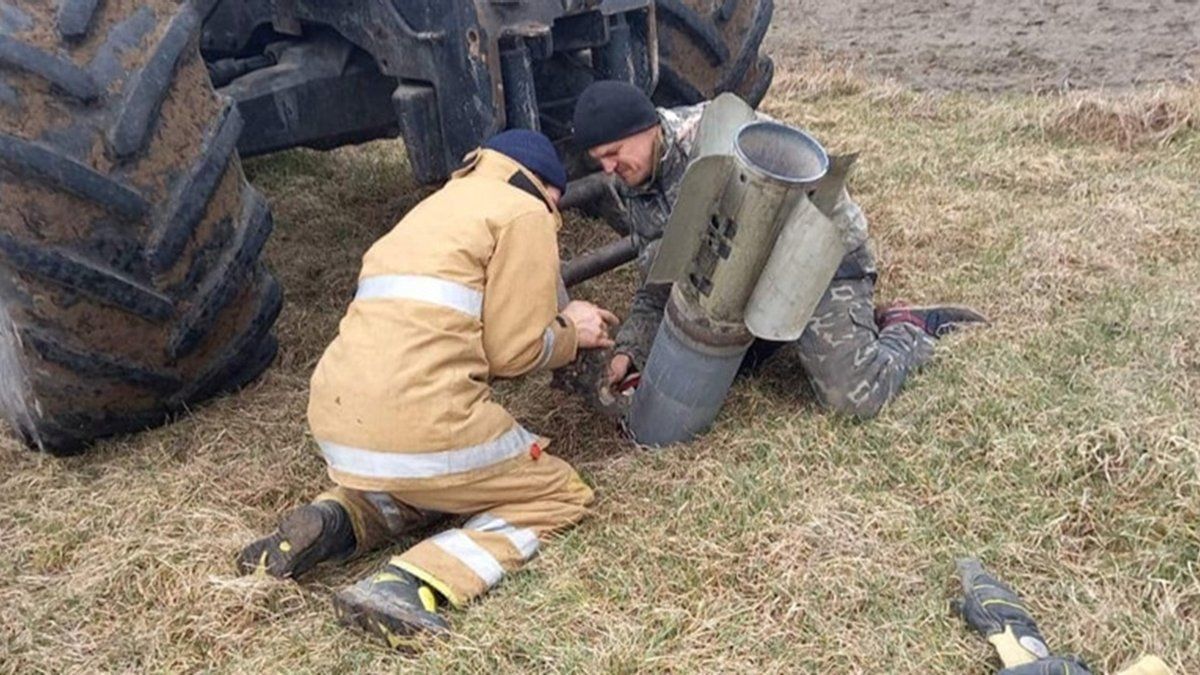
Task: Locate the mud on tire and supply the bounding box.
[0,0,281,455]
[653,0,775,107]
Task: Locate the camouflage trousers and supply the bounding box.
[744,275,934,418]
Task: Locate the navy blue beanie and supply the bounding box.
[572,80,659,150]
[482,129,567,193]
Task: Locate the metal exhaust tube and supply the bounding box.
[626,121,830,447]
[626,287,753,447]
[733,121,829,188]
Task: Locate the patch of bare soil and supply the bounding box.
[768,0,1200,91]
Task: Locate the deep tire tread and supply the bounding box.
[657,64,705,104]
[741,55,774,108]
[0,33,99,101]
[107,5,200,159]
[22,327,183,393]
[181,273,282,403]
[653,0,775,107]
[57,0,102,41]
[167,187,273,360]
[656,0,730,65]
[716,0,738,22]
[715,0,773,93]
[0,232,174,320]
[148,99,243,274]
[0,133,149,220]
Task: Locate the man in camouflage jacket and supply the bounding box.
[570,81,986,419]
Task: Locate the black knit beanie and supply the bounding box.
[572,80,659,150]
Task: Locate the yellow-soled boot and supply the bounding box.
[333,561,449,649]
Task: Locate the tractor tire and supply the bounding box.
[653,0,775,107]
[0,0,281,455]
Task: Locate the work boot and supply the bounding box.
[333,562,450,648]
[953,558,1052,663]
[876,302,988,339]
[237,501,355,579]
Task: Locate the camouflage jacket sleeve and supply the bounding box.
[613,280,670,370]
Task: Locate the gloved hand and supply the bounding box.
[998,656,1093,675]
[550,346,631,420]
[953,558,1052,666]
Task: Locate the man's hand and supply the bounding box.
[607,353,633,386]
[561,300,618,349]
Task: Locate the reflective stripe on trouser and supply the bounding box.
[388,453,593,606]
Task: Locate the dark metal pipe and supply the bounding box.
[561,236,638,287]
[559,172,617,212]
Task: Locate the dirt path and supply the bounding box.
[767,0,1200,91]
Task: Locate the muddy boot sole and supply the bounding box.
[237,505,337,579]
[333,583,449,649]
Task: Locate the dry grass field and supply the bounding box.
[3,25,1199,675]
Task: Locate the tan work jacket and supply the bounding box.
[307,150,578,492]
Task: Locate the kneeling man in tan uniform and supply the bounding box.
[239,130,616,647]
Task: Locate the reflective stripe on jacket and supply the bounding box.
[307,150,578,492]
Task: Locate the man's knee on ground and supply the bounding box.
[543,469,596,530]
[802,348,904,421]
[817,388,886,420]
[562,472,596,511]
